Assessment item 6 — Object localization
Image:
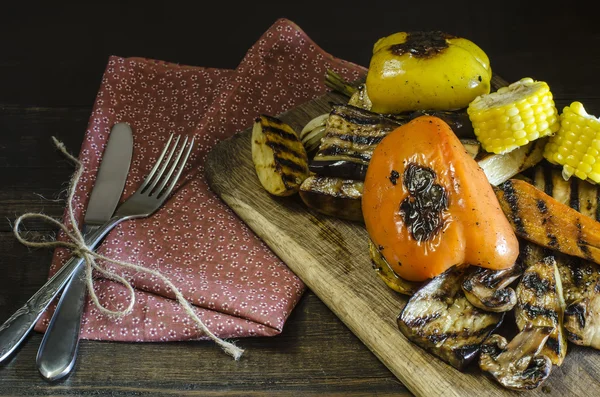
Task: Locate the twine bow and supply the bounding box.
[13,137,244,360]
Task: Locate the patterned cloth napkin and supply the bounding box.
[35,18,365,341]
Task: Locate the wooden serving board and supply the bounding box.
[204,91,600,397]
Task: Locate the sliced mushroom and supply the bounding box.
[554,253,600,349]
[564,294,600,349]
[515,256,567,365]
[479,324,553,391]
[368,240,422,295]
[397,265,504,370]
[462,263,523,312]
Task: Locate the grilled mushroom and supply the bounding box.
[462,263,523,312]
[559,249,600,348]
[479,324,553,391]
[515,255,567,365]
[397,265,504,370]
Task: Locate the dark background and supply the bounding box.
[2,2,598,107]
[1,2,599,396]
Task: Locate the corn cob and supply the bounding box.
[544,101,600,183]
[468,78,559,154]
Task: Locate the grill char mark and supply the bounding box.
[501,180,527,235]
[262,124,299,141]
[276,157,308,173]
[522,302,559,323]
[521,272,552,295]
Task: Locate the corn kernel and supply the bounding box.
[468,78,559,154]
[544,101,600,183]
[583,154,596,165]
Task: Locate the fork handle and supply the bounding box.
[0,216,122,364]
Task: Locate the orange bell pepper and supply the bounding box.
[362,116,519,282]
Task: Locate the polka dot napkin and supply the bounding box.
[35,18,366,341]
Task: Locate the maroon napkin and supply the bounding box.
[35,18,366,341]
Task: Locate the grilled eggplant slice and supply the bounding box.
[515,256,567,365]
[462,263,523,313]
[299,175,363,221]
[495,178,600,264]
[397,265,504,370]
[479,324,553,391]
[531,165,600,348]
[309,104,402,181]
[368,240,422,295]
[252,115,309,196]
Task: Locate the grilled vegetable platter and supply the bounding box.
[250,30,600,391]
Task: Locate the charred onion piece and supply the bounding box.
[397,265,504,370]
[368,240,422,295]
[462,263,523,312]
[477,139,545,186]
[300,113,329,156]
[479,324,553,391]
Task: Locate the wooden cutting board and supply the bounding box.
[204,90,600,397]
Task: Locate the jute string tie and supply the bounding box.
[13,137,244,360]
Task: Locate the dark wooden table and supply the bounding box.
[1,2,598,396]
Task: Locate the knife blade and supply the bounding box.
[36,122,133,382]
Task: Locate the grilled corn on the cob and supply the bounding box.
[468,78,559,154]
[544,101,600,183]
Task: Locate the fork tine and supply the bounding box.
[152,136,188,197]
[144,135,180,194]
[138,133,174,192]
[158,136,194,200]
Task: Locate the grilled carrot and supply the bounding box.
[495,178,600,265]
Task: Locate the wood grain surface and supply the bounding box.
[205,90,600,397]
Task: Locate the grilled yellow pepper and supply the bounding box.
[365,31,492,114]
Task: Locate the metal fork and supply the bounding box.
[0,134,194,364]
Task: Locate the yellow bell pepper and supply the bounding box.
[365,31,492,114]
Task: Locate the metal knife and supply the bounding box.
[36,122,133,382]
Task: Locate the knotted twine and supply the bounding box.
[13,137,244,360]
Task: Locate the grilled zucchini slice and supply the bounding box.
[252,115,309,196]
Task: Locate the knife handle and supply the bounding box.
[0,216,122,364]
[36,263,87,381]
